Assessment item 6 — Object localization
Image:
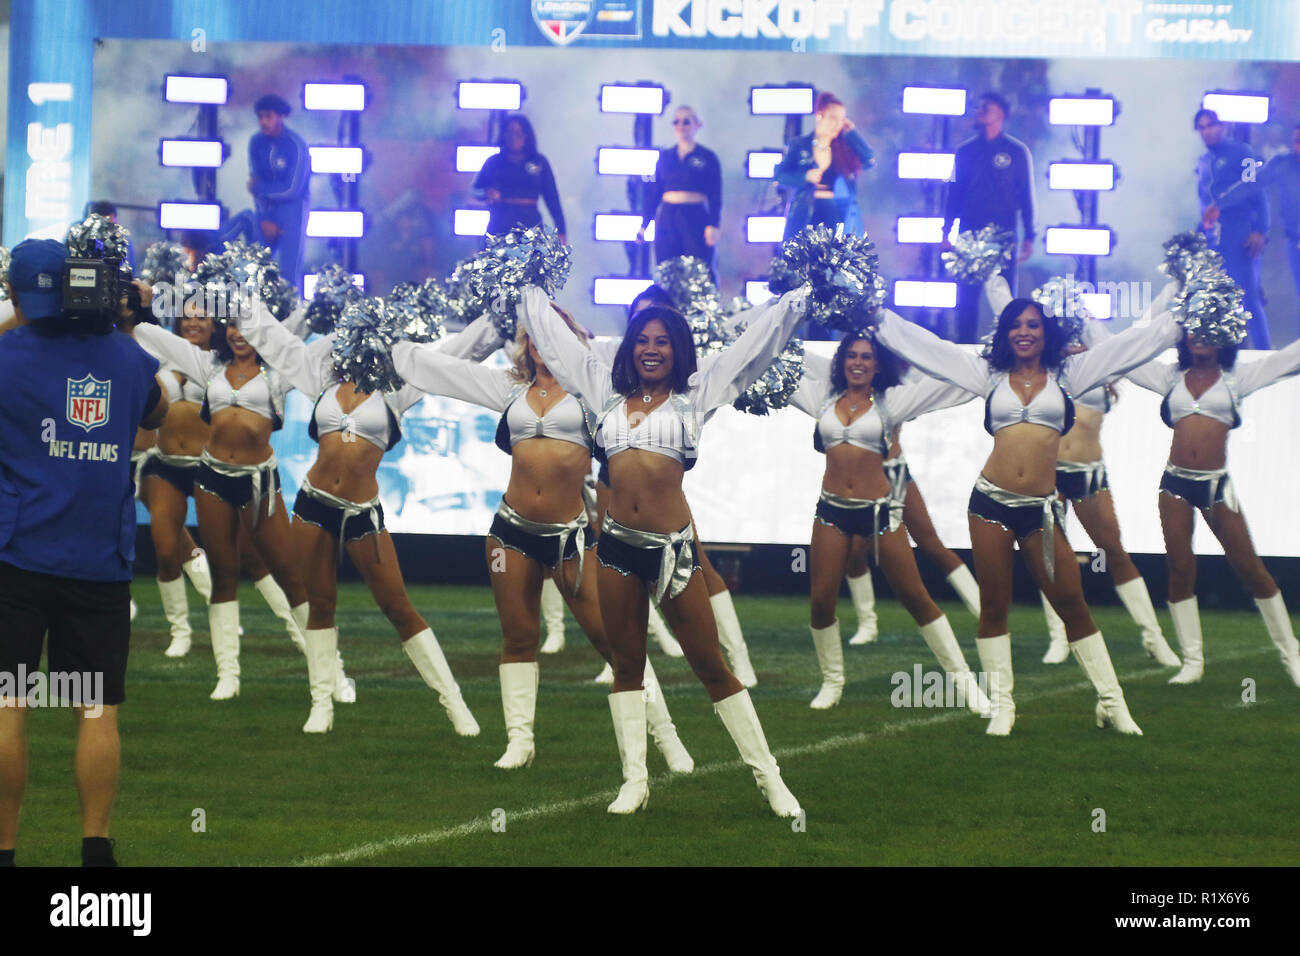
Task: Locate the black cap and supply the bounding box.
[254,93,291,116]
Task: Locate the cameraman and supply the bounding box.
[0,239,167,867]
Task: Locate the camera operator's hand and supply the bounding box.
[133,279,154,310]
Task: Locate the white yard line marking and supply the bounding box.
[293,651,1272,866]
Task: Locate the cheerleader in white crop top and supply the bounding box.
[524,284,804,819]
[233,296,485,736]
[1083,318,1300,687]
[790,330,989,717]
[982,277,1182,670]
[393,307,692,771]
[134,306,315,702]
[874,278,1184,737]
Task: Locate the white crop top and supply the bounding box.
[1163,374,1238,427]
[984,375,1073,434]
[160,368,205,405]
[505,392,590,450]
[600,398,687,464]
[817,402,888,454]
[205,367,277,419]
[313,384,395,450]
[1076,385,1110,414]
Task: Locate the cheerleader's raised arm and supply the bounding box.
[133,321,219,386]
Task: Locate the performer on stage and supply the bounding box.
[640,106,722,276]
[1195,108,1271,349]
[133,313,318,701]
[248,95,310,281]
[524,286,806,817]
[944,92,1036,344]
[980,277,1181,669]
[773,92,874,241]
[843,426,982,645]
[875,285,1184,736]
[231,298,482,735]
[792,334,989,714]
[473,115,566,244]
[393,313,693,771]
[1082,320,1300,686]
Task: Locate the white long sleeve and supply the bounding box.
[237,297,326,397]
[1081,318,1179,395]
[1234,336,1300,397]
[281,303,312,341]
[437,313,504,363]
[874,309,991,396]
[133,322,218,384]
[520,287,615,410]
[692,287,809,413]
[1063,308,1181,396]
[983,275,1014,317]
[391,340,515,412]
[881,375,978,425]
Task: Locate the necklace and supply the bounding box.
[539,388,548,398]
[642,393,653,404]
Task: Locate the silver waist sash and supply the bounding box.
[974,474,1066,580]
[200,450,278,524]
[497,498,589,594]
[601,514,695,607]
[300,476,383,560]
[1162,463,1238,512]
[883,455,909,503]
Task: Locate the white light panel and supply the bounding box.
[901,87,967,116]
[1048,97,1115,126]
[893,280,958,309]
[160,139,224,168]
[747,151,783,179]
[593,214,655,242]
[1079,292,1112,319]
[897,152,955,180]
[1202,92,1270,125]
[1044,226,1113,256]
[303,83,366,111]
[745,281,774,304]
[454,209,490,236]
[593,277,654,306]
[1047,162,1115,191]
[896,217,945,243]
[750,87,814,115]
[746,216,786,243]
[164,75,229,105]
[600,85,665,114]
[455,145,500,173]
[597,147,659,177]
[158,202,222,230]
[306,210,365,238]
[457,81,522,111]
[308,146,364,175]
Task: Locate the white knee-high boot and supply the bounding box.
[403,628,480,735]
[593,661,615,683]
[302,627,337,733]
[1070,632,1142,734]
[712,590,757,687]
[643,659,693,772]
[182,548,212,602]
[809,620,844,710]
[918,616,991,716]
[946,564,981,618]
[208,600,241,700]
[1255,592,1300,687]
[539,578,566,654]
[494,662,537,768]
[1167,597,1204,685]
[157,576,193,658]
[607,690,649,814]
[977,635,1014,736]
[1115,577,1180,667]
[253,574,306,654]
[648,603,684,657]
[714,690,801,818]
[846,571,878,645]
[1040,591,1070,664]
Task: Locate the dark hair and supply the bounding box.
[89,200,117,218]
[210,321,262,366]
[498,114,539,159]
[254,93,291,116]
[986,298,1070,372]
[1193,108,1220,129]
[815,91,862,179]
[628,283,673,319]
[611,306,696,395]
[830,332,901,393]
[980,91,1011,117]
[1177,335,1238,370]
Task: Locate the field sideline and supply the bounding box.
[13,581,1300,867]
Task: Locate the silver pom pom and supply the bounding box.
[471,225,572,340]
[941,225,1015,284]
[305,264,362,335]
[138,242,190,286]
[1031,276,1092,345]
[768,224,882,332]
[0,247,10,302]
[65,214,133,275]
[1159,231,1221,287]
[654,256,718,317]
[329,287,446,394]
[733,337,805,416]
[1172,261,1248,348]
[385,282,445,345]
[193,240,298,323]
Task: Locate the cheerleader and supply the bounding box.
[473,115,566,243]
[1082,321,1300,686]
[229,299,481,734]
[133,315,315,700]
[773,92,874,240]
[842,427,982,645]
[640,106,722,274]
[794,333,989,713]
[981,278,1181,669]
[874,287,1184,736]
[392,312,692,770]
[524,286,805,817]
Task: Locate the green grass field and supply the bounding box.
[13,581,1300,866]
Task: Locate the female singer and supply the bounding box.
[794,333,988,713]
[1082,320,1300,686]
[773,92,874,240]
[641,106,723,274]
[874,286,1183,736]
[392,312,693,770]
[524,286,805,817]
[473,115,566,243]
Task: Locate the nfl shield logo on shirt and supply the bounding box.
[533,0,591,45]
[67,374,111,433]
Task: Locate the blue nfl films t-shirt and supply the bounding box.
[0,327,159,581]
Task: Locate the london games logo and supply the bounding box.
[533,0,592,45]
[67,375,111,433]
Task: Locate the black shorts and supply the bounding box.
[195,461,281,509]
[969,487,1063,540]
[597,532,699,587]
[1056,464,1109,502]
[489,513,592,569]
[1159,470,1231,510]
[814,497,900,538]
[293,488,384,544]
[142,456,197,497]
[0,561,130,707]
